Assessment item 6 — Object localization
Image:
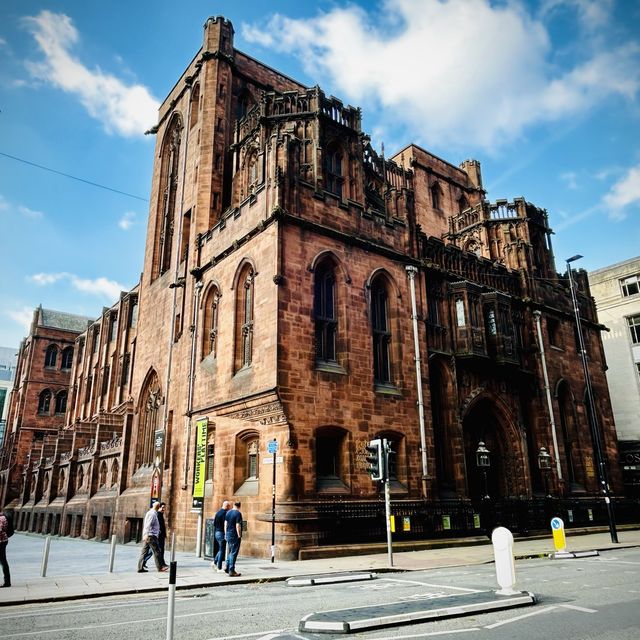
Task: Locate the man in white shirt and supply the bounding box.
[137,502,168,573]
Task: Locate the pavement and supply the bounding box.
[1,527,639,608]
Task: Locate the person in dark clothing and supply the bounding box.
[224,501,243,577]
[157,502,167,566]
[211,500,230,573]
[0,509,11,588]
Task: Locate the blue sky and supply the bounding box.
[1,0,639,348]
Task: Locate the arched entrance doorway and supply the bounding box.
[462,396,525,500]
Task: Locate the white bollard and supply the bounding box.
[108,534,117,573]
[41,536,52,578]
[491,527,519,596]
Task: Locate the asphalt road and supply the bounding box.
[0,548,638,639]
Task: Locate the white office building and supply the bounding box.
[590,257,640,495]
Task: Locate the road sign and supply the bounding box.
[551,517,566,552]
[268,440,278,454]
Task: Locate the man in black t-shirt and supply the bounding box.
[211,500,230,572]
[224,501,243,577]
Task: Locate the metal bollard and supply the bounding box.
[40,536,52,578]
[108,534,117,573]
[166,533,177,640]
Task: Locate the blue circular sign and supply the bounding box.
[551,517,562,530]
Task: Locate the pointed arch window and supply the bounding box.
[189,83,200,127]
[45,345,58,368]
[202,286,221,359]
[61,347,74,370]
[247,151,259,187]
[136,373,161,467]
[76,466,85,493]
[111,459,120,487]
[325,143,343,198]
[154,115,182,279]
[371,277,392,385]
[55,390,67,415]
[234,266,255,372]
[57,468,66,494]
[234,432,259,495]
[99,461,108,488]
[314,260,337,363]
[38,389,52,415]
[430,183,442,210]
[458,194,468,213]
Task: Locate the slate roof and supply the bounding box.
[37,307,95,333]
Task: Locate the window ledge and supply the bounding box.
[315,361,347,376]
[316,478,350,494]
[235,478,259,496]
[374,383,403,397]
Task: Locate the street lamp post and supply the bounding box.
[476,441,491,500]
[538,446,552,498]
[566,255,618,543]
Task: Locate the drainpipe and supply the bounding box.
[187,278,203,556]
[406,265,428,498]
[533,310,563,481]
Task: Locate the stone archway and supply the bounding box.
[462,394,527,500]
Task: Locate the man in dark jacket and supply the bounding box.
[0,509,12,588]
[224,501,243,577]
[211,500,230,573]
[157,502,167,566]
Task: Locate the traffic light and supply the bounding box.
[366,438,385,481]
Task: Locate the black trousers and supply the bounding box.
[0,541,10,586]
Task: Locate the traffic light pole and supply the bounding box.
[384,441,393,567]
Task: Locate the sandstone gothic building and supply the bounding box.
[0,17,626,559]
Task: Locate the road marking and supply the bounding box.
[381,578,483,592]
[0,598,161,621]
[207,630,288,640]
[361,628,480,639]
[559,604,597,613]
[1,607,245,638]
[484,605,557,629]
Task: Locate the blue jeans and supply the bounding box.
[214,530,226,570]
[225,536,241,573]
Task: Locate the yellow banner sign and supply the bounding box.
[192,418,208,509]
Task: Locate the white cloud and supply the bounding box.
[70,275,124,299]
[118,211,136,230]
[22,10,159,137]
[30,272,69,285]
[0,194,45,219]
[242,0,640,151]
[560,171,578,190]
[18,205,43,219]
[29,271,126,300]
[540,0,613,31]
[6,306,33,332]
[603,165,640,220]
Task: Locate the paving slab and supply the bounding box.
[298,590,536,633]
